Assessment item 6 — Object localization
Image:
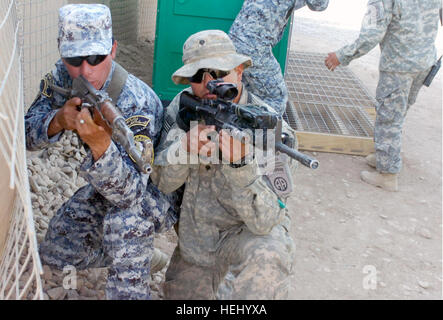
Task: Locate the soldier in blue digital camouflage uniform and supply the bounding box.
[325,0,441,191]
[24,4,176,299]
[151,30,297,299]
[229,0,329,115]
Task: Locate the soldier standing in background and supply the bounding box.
[25,4,176,299]
[325,0,441,191]
[229,0,329,115]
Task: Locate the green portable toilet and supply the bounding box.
[152,0,292,101]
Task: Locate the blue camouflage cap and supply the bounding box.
[58,4,113,58]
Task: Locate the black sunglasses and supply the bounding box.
[189,68,230,83]
[64,54,108,67]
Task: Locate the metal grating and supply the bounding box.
[1,0,44,300]
[285,51,376,109]
[0,198,43,300]
[285,101,374,137]
[283,51,375,138]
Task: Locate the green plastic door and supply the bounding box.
[153,0,291,100]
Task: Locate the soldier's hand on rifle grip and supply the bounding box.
[48,97,82,137]
[182,124,217,157]
[219,129,250,163]
[91,107,112,137]
[75,108,111,161]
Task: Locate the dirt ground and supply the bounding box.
[114,2,442,300]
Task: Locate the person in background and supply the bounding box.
[325,0,441,191]
[229,0,329,115]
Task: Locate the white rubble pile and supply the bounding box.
[27,130,167,300]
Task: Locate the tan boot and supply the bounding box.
[150,248,169,274]
[360,170,398,192]
[365,153,376,168]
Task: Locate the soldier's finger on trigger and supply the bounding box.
[66,97,82,109]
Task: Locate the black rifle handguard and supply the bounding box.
[177,91,318,169]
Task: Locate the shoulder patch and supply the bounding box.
[125,115,154,166]
[39,72,54,98]
[125,114,151,131]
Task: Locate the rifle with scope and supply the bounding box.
[177,80,319,169]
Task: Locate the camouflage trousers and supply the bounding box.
[374,68,431,173]
[163,221,295,300]
[39,184,157,300]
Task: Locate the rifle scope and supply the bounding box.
[206,80,238,100]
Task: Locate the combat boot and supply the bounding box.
[360,170,398,192]
[150,248,169,274]
[365,153,376,168]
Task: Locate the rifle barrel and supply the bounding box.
[275,142,319,169]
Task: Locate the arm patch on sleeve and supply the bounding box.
[39,72,54,98]
[125,115,154,166]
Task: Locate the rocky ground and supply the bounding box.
[27,2,442,300]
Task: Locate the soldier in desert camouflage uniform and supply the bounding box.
[25,4,176,299]
[325,0,441,191]
[151,30,297,299]
[229,0,329,115]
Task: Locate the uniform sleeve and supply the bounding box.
[220,159,286,235]
[141,183,179,233]
[151,93,192,194]
[80,79,161,209]
[336,0,392,66]
[25,68,66,151]
[219,118,298,235]
[79,141,150,209]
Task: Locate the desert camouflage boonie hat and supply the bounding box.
[58,4,113,58]
[172,30,252,85]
